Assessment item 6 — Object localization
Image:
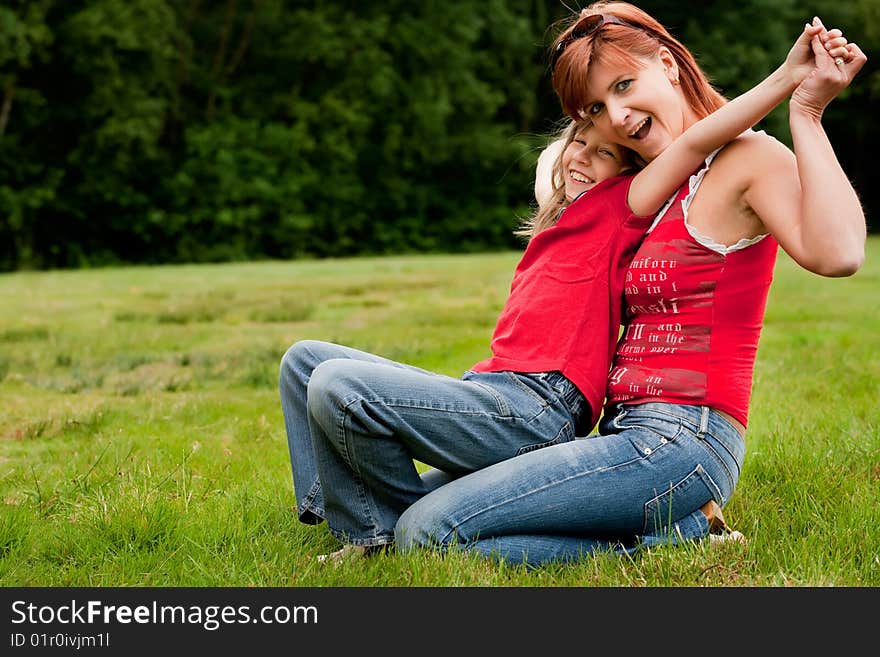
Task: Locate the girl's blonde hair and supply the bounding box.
[551,1,726,121]
[515,120,581,240]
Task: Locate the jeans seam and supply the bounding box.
[706,432,743,477]
[698,440,737,491]
[299,480,325,520]
[620,405,714,435]
[336,399,384,539]
[349,389,517,420]
[617,421,684,443]
[327,527,394,547]
[711,412,744,438]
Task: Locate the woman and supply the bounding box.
[392,3,866,566]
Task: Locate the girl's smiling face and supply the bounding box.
[562,122,629,201]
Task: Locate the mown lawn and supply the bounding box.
[1,238,878,586]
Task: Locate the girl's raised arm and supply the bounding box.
[628,19,846,217]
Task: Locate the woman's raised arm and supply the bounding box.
[746,20,867,277]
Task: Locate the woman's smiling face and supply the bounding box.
[581,47,691,162]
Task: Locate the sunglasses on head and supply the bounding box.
[550,13,639,72]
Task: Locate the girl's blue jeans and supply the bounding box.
[279,340,742,566]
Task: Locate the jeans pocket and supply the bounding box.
[464,372,560,423]
[642,464,722,535]
[515,421,573,456]
[623,424,682,459]
[613,409,684,444]
[503,372,553,410]
[461,372,513,417]
[482,372,551,422]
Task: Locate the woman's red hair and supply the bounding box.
[551,2,726,121]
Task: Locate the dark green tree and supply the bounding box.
[0,0,875,271]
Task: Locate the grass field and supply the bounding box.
[1,238,878,586]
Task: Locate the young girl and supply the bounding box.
[280,20,852,562]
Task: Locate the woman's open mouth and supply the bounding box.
[629,117,652,141]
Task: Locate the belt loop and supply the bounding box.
[698,406,709,438]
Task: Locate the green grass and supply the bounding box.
[0,240,878,586]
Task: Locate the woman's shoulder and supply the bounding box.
[712,130,795,178]
[723,129,792,161]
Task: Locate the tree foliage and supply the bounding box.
[0,0,876,270]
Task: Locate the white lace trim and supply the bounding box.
[649,130,770,255]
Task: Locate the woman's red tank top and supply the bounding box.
[606,152,778,427]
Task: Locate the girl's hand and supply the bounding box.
[791,20,867,119]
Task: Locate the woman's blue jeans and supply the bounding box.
[395,402,745,567]
[279,340,589,547]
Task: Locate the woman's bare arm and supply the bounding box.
[745,35,867,276]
